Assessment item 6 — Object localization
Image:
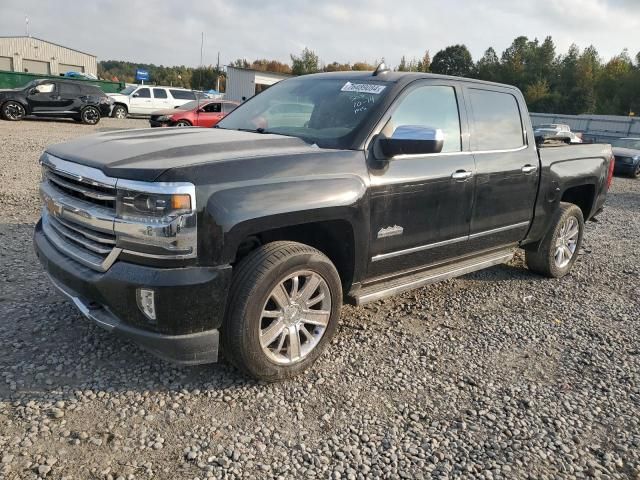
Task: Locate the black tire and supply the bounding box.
[525,202,584,278]
[112,104,127,119]
[175,120,191,127]
[632,164,640,179]
[80,106,100,125]
[1,101,26,121]
[222,241,342,381]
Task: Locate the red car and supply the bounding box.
[149,99,239,128]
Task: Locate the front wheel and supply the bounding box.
[175,120,191,127]
[80,106,100,125]
[112,104,127,119]
[632,163,640,179]
[525,202,584,278]
[222,241,342,381]
[1,101,26,121]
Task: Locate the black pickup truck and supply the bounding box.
[34,68,615,380]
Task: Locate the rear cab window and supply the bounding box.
[468,88,525,151]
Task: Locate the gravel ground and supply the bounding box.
[0,117,639,480]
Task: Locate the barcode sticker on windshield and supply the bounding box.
[341,82,386,94]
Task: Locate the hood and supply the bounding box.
[151,108,183,116]
[0,87,22,95]
[45,128,320,181]
[612,147,640,157]
[107,93,127,98]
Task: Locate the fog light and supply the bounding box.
[136,288,157,322]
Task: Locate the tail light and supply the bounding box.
[606,154,615,190]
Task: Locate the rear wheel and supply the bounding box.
[632,163,640,179]
[80,106,100,125]
[112,104,127,119]
[525,202,584,278]
[1,101,26,121]
[222,241,342,381]
[175,120,191,127]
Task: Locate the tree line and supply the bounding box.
[97,36,640,115]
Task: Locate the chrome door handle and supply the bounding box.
[451,170,473,180]
[522,165,538,174]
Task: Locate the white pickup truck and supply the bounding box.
[108,86,197,118]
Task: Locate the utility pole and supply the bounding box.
[25,16,29,37]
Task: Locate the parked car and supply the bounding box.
[0,79,112,125]
[149,100,239,128]
[536,123,571,133]
[108,86,197,118]
[535,128,583,144]
[34,69,615,381]
[610,138,640,177]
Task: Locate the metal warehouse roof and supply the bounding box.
[0,36,96,57]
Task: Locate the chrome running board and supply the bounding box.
[351,247,515,305]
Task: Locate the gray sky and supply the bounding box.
[2,0,638,67]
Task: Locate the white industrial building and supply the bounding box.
[0,36,97,76]
[225,66,291,102]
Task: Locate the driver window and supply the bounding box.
[386,85,461,153]
[135,88,151,98]
[203,103,221,113]
[35,83,55,94]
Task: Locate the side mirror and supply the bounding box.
[132,93,140,98]
[29,88,38,95]
[377,126,444,158]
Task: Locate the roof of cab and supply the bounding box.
[299,70,521,91]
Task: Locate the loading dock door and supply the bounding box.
[0,56,12,71]
[59,63,84,73]
[23,59,50,74]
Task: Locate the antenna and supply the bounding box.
[373,63,390,76]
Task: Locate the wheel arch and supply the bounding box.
[203,178,369,291]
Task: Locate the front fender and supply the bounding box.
[203,176,368,264]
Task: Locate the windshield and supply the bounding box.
[120,86,137,95]
[217,77,391,148]
[176,100,200,110]
[611,138,640,150]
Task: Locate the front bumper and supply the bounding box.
[149,119,172,127]
[34,220,232,365]
[98,104,112,117]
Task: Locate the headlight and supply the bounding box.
[155,115,170,121]
[113,182,197,259]
[99,96,113,105]
[117,190,191,220]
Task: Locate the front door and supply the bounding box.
[465,87,538,249]
[129,87,152,115]
[366,82,476,279]
[27,82,61,113]
[196,102,223,127]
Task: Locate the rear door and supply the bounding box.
[466,86,538,248]
[57,82,81,112]
[129,87,152,114]
[366,81,476,279]
[152,88,171,111]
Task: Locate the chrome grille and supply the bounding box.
[40,154,121,272]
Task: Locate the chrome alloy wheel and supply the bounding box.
[4,102,25,120]
[259,270,331,365]
[82,107,99,124]
[554,216,579,268]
